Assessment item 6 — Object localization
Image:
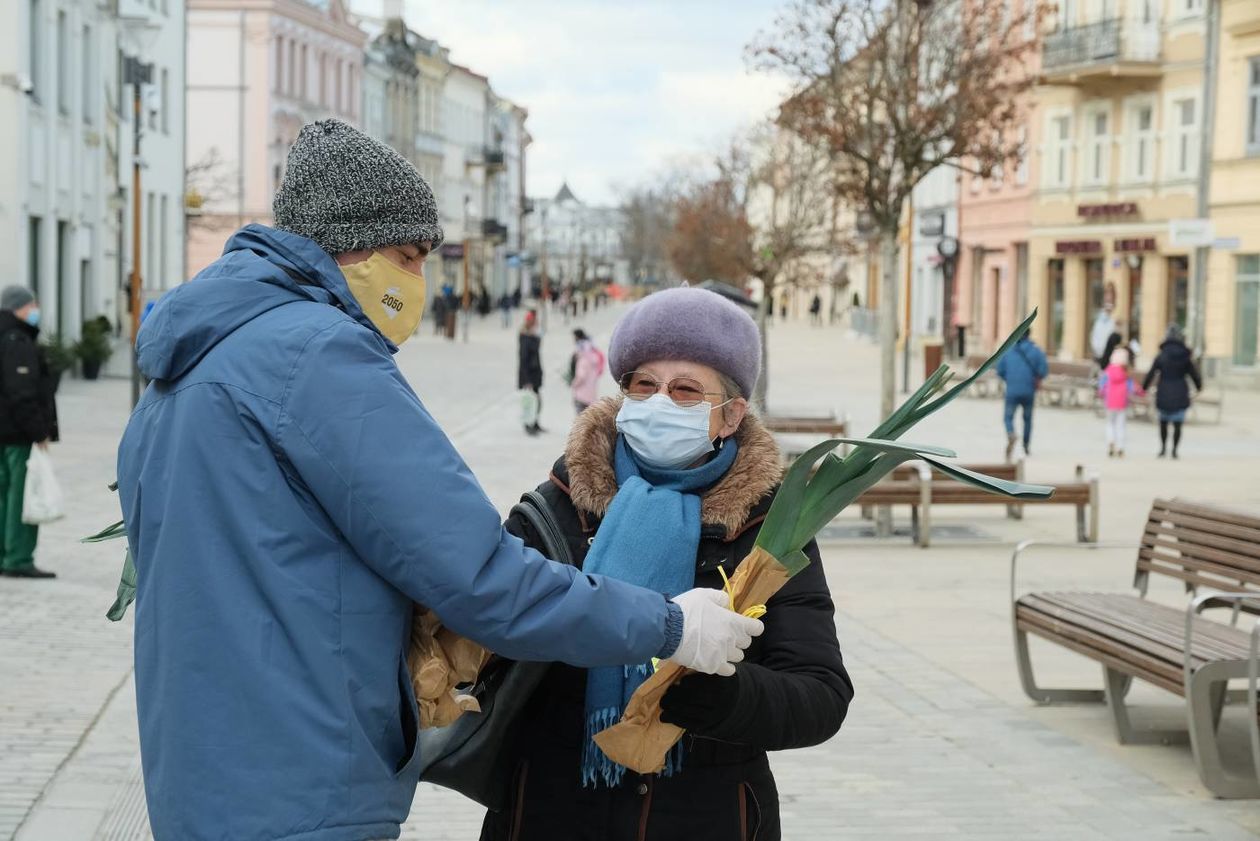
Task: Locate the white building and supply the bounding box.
[526,183,629,294]
[910,164,959,339]
[362,17,419,166]
[434,63,488,294]
[0,0,184,352]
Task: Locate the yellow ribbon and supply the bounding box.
[718,567,767,620]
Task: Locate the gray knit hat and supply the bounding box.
[0,286,35,312]
[608,287,762,397]
[273,119,443,254]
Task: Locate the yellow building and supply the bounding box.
[1028,1,1210,366]
[1209,0,1260,370]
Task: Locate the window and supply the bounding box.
[1058,0,1075,30]
[274,38,283,93]
[28,0,40,103]
[147,192,156,284]
[990,132,1004,188]
[55,10,67,115]
[28,216,41,297]
[1247,58,1260,157]
[1083,107,1110,186]
[1236,255,1260,366]
[1044,113,1072,188]
[1174,0,1204,18]
[160,195,168,285]
[319,54,327,106]
[300,44,308,101]
[1128,258,1143,345]
[1166,96,1198,179]
[1085,258,1105,357]
[160,68,169,134]
[287,39,296,96]
[81,25,92,124]
[1127,100,1154,182]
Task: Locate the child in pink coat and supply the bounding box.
[1098,348,1143,457]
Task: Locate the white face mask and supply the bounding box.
[616,393,726,470]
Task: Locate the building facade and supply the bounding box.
[526,183,629,296]
[362,17,419,166]
[1210,0,1260,371]
[185,0,365,275]
[0,0,184,352]
[1025,0,1208,365]
[910,165,960,342]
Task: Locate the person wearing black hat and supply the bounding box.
[0,285,58,579]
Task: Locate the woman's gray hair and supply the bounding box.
[717,372,745,425]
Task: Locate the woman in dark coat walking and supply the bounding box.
[482,288,852,841]
[518,310,544,435]
[1142,323,1202,458]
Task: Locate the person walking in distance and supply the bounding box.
[569,328,605,415]
[810,293,823,326]
[1098,347,1143,458]
[1143,323,1202,459]
[520,309,545,435]
[995,329,1047,460]
[0,286,59,579]
[115,120,761,841]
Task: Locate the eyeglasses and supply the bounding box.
[618,371,727,408]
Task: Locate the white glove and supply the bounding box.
[669,588,765,676]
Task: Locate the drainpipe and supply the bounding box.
[1191,0,1219,363]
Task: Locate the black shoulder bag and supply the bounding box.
[414,490,574,811]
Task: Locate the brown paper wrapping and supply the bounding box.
[592,545,791,773]
[406,607,495,729]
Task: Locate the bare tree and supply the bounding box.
[619,187,675,288]
[184,147,239,232]
[667,174,754,286]
[752,0,1042,416]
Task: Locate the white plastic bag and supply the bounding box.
[22,446,64,525]
[520,389,540,428]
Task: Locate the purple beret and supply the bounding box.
[608,287,762,397]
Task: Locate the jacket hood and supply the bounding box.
[1159,339,1191,357]
[136,224,380,382]
[558,397,783,539]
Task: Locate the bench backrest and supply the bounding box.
[1047,359,1094,378]
[1137,498,1260,595]
[889,462,1020,482]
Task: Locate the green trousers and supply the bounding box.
[0,444,38,571]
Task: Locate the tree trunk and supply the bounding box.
[877,230,900,538]
[754,284,771,413]
[879,230,899,417]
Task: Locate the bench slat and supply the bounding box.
[1141,522,1260,567]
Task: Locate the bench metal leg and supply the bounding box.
[918,481,931,548]
[1187,661,1260,798]
[1013,627,1104,704]
[1103,666,1188,746]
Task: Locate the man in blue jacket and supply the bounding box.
[995,330,1049,459]
[116,120,762,841]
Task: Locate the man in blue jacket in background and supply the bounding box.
[995,329,1049,459]
[115,120,762,841]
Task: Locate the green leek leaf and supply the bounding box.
[916,456,1056,499]
[83,520,127,543]
[106,548,136,622]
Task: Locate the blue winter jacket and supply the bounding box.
[995,337,1048,400]
[116,225,678,841]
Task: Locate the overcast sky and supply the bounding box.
[363,0,790,206]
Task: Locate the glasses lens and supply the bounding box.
[620,371,659,399]
[667,378,707,407]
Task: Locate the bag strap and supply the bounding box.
[510,490,574,568]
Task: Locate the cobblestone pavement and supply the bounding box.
[4,302,1260,840]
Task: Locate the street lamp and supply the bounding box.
[118,16,158,407]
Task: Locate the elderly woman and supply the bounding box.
[481,288,853,841]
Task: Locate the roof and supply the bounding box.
[555,182,578,203]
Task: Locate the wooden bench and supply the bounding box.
[1039,359,1095,407]
[855,463,1099,547]
[963,354,1002,398]
[1011,498,1260,798]
[764,413,850,463]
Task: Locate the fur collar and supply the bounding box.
[562,397,783,539]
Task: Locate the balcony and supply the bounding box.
[481,219,509,243]
[1042,19,1162,84]
[483,147,506,172]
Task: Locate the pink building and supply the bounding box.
[953,38,1042,356]
[185,0,366,277]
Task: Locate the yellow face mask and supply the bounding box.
[339,251,427,346]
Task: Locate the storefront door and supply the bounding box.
[1236,255,1260,367]
[1167,256,1189,330]
[1047,259,1065,357]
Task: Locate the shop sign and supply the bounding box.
[1055,240,1103,255]
[919,212,946,237]
[1113,237,1157,253]
[439,243,465,260]
[1078,202,1138,218]
[1168,218,1215,247]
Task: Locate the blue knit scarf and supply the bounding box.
[580,435,740,788]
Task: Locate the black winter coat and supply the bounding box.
[1142,339,1201,413]
[0,312,59,446]
[481,401,853,841]
[518,332,543,390]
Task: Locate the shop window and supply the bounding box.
[1167,256,1189,330]
[1128,259,1143,346]
[1047,259,1065,356]
[1236,255,1260,367]
[1085,258,1105,357]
